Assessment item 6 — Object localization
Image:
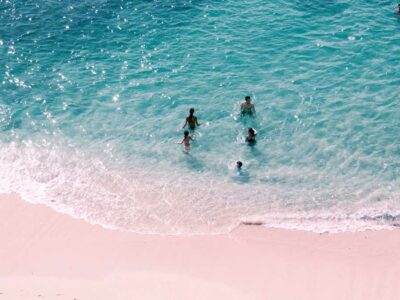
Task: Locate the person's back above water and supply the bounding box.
[241,96,256,115]
[246,127,257,143]
[182,108,201,130]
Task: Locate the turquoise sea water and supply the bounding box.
[1,0,399,234]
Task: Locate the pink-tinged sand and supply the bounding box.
[0,193,399,300]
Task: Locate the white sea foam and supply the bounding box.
[1,140,399,235]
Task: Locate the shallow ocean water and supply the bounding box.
[0,0,399,234]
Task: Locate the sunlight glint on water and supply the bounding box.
[0,0,399,234]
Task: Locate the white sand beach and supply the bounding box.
[1,193,399,300]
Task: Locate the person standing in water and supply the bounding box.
[182,108,201,131]
[177,130,194,152]
[241,96,256,115]
[246,128,257,144]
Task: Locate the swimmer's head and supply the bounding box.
[245,96,251,103]
[248,128,255,135]
[184,130,189,137]
[236,161,243,169]
[189,108,195,115]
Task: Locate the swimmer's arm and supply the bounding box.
[176,138,184,144]
[181,119,188,129]
[195,117,201,126]
[251,104,256,114]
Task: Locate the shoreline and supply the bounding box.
[1,193,400,299]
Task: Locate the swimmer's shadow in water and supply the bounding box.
[247,143,264,157]
[182,153,205,171]
[238,114,258,129]
[231,170,251,183]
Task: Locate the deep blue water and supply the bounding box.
[1,0,399,234]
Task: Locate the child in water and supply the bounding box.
[177,130,194,152]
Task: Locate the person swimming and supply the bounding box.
[182,108,201,130]
[177,130,194,152]
[246,128,257,144]
[236,161,243,169]
[240,96,256,115]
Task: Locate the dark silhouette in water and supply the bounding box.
[246,128,257,144]
[241,96,256,115]
[182,108,201,130]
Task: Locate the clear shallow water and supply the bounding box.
[1,0,399,234]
